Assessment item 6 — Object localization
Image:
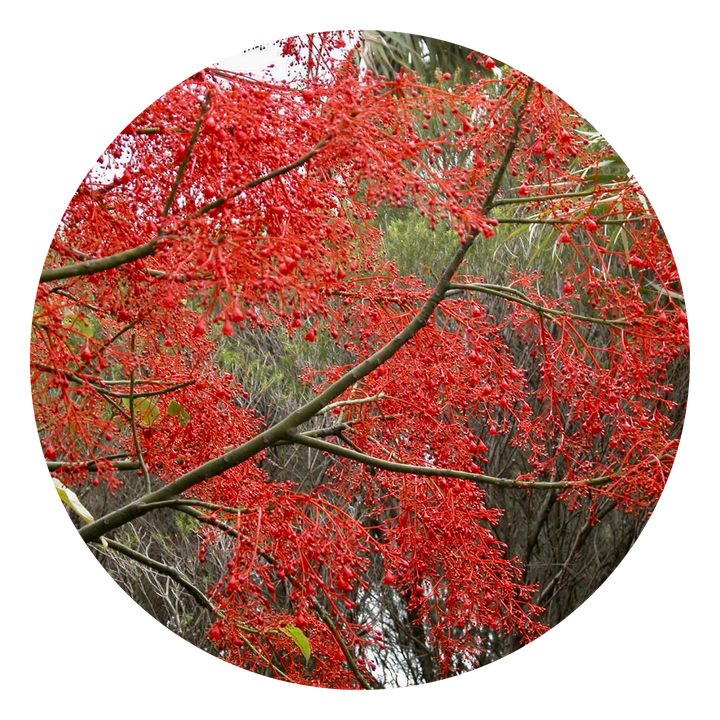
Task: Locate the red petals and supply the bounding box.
[192,318,206,337]
[80,341,93,363]
[383,570,397,586]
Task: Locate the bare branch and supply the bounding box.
[287,432,614,490]
[99,538,215,612]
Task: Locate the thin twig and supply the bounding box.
[99,538,215,612]
[128,334,152,493]
[163,91,213,218]
[311,599,374,689]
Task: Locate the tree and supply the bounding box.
[32,31,688,688]
[358,31,481,82]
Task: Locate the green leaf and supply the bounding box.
[280,625,311,661]
[167,400,191,426]
[121,397,160,426]
[591,202,611,215]
[54,477,108,548]
[54,477,94,524]
[575,157,629,185]
[63,310,96,338]
[645,280,686,305]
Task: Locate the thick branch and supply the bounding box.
[47,459,140,472]
[448,282,628,327]
[287,433,614,490]
[39,239,160,283]
[494,216,650,226]
[489,189,600,207]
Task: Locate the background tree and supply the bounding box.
[33,31,688,688]
[358,31,483,82]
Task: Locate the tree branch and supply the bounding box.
[489,189,601,207]
[47,459,140,472]
[494,216,651,226]
[311,599,375,690]
[448,282,628,327]
[99,537,215,612]
[162,91,212,218]
[39,239,161,283]
[287,432,614,490]
[128,334,152,493]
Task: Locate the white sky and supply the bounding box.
[220,43,294,78]
[217,31,362,81]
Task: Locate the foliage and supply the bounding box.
[33,31,688,688]
[358,31,491,83]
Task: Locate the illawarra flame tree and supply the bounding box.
[33,33,687,688]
